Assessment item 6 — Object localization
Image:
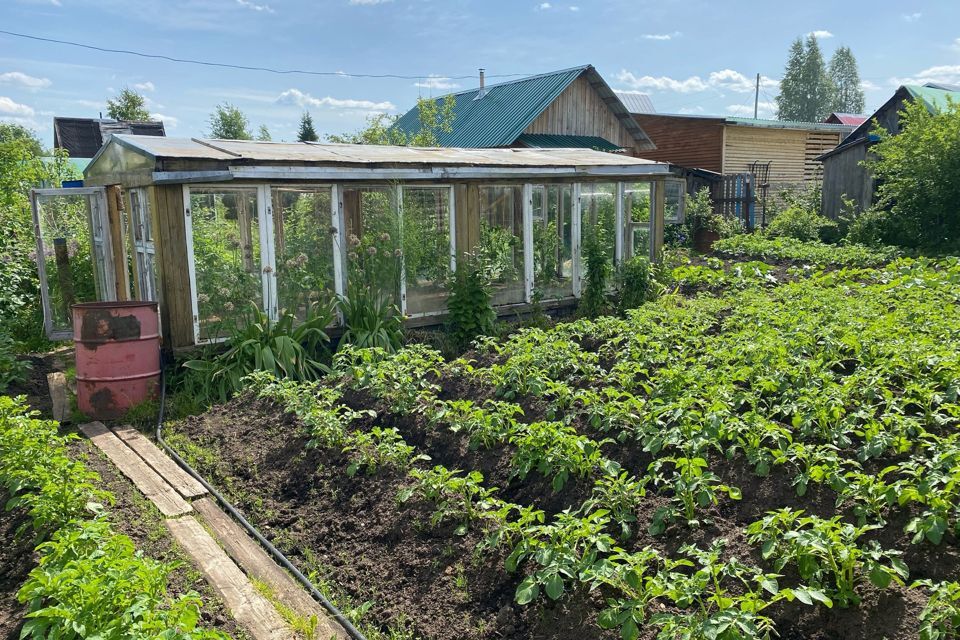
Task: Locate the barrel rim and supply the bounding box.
[72,301,159,311]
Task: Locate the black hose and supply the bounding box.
[154,368,367,640]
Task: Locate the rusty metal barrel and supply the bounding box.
[72,301,161,420]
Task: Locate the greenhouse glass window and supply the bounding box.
[478,185,525,306]
[623,183,654,260]
[128,188,157,302]
[664,179,685,224]
[532,185,574,300]
[578,182,618,281]
[401,186,453,316]
[341,186,402,308]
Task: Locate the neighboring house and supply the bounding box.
[825,112,868,126]
[53,117,166,160]
[629,112,855,191]
[818,84,960,219]
[391,65,655,156]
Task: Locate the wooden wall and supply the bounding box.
[632,114,724,172]
[723,126,841,190]
[524,75,641,155]
[150,185,195,349]
[821,141,874,219]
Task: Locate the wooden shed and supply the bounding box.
[392,66,655,157]
[629,113,854,191]
[30,135,678,350]
[818,84,960,219]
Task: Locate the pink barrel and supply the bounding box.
[72,301,161,420]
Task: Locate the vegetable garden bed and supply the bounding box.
[169,257,960,640]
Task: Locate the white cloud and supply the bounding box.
[414,75,460,90]
[150,113,178,128]
[678,106,705,114]
[0,71,51,89]
[951,38,960,53]
[133,81,155,92]
[726,101,776,118]
[860,79,880,91]
[349,0,393,4]
[902,12,922,22]
[0,96,34,117]
[642,32,681,41]
[276,88,395,111]
[537,2,551,8]
[808,30,834,39]
[892,64,960,87]
[617,68,778,94]
[236,0,274,12]
[569,5,580,10]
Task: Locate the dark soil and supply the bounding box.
[171,385,934,640]
[4,351,66,418]
[0,493,32,640]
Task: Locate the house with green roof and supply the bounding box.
[391,65,656,156]
[818,84,960,219]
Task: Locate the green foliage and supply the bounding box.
[256,124,272,141]
[446,256,496,350]
[399,465,500,535]
[766,205,839,243]
[208,102,252,140]
[867,98,960,249]
[184,302,334,404]
[0,331,30,391]
[106,87,151,121]
[328,95,455,146]
[616,255,661,313]
[648,457,741,533]
[916,580,960,640]
[776,35,836,122]
[714,234,898,266]
[297,112,319,142]
[577,225,611,318]
[337,286,404,352]
[828,46,865,115]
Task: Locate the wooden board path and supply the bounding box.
[166,516,294,640]
[193,498,347,640]
[79,422,192,517]
[113,426,207,499]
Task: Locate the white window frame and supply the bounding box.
[529,183,577,302]
[476,183,529,307]
[400,184,457,319]
[664,178,687,225]
[571,182,583,297]
[127,187,157,302]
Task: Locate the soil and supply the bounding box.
[4,350,68,418]
[171,382,936,640]
[0,493,32,640]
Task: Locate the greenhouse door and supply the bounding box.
[30,187,115,340]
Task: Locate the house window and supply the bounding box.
[478,186,526,306]
[128,188,157,302]
[186,187,264,342]
[401,186,454,317]
[532,185,574,300]
[270,187,337,323]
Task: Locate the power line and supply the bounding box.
[0,29,532,81]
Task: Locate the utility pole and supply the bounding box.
[754,73,760,119]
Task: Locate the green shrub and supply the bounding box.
[578,226,611,318]
[446,256,496,350]
[766,205,839,243]
[184,301,334,404]
[338,285,404,353]
[616,256,661,313]
[0,331,30,392]
[714,235,898,267]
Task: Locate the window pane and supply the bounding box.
[272,187,336,322]
[34,193,102,333]
[579,183,617,280]
[189,188,262,341]
[532,185,574,300]
[624,183,652,260]
[478,185,524,306]
[665,180,684,224]
[402,187,451,316]
[342,187,401,306]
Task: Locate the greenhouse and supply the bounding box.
[33,135,682,349]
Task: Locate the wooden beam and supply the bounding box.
[113,426,207,499]
[106,185,130,301]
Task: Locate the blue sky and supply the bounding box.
[1,0,958,146]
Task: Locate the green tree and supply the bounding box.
[327,95,455,146]
[828,46,865,114]
[106,87,151,121]
[297,112,319,142]
[208,103,252,140]
[776,35,835,122]
[0,123,43,156]
[864,99,960,248]
[256,124,272,141]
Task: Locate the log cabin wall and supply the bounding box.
[631,114,725,172]
[524,75,641,155]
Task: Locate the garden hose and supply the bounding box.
[153,368,368,640]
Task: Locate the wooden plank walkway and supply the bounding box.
[113,426,207,498]
[79,422,192,517]
[166,516,294,640]
[193,498,347,640]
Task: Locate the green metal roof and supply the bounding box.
[391,65,653,150]
[515,133,624,152]
[904,85,960,112]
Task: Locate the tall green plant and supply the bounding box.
[446,255,496,350]
[578,226,611,318]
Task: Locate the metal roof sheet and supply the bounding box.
[905,84,960,112]
[826,112,868,126]
[100,134,665,168]
[391,66,653,149]
[615,91,656,114]
[724,116,855,132]
[515,134,624,151]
